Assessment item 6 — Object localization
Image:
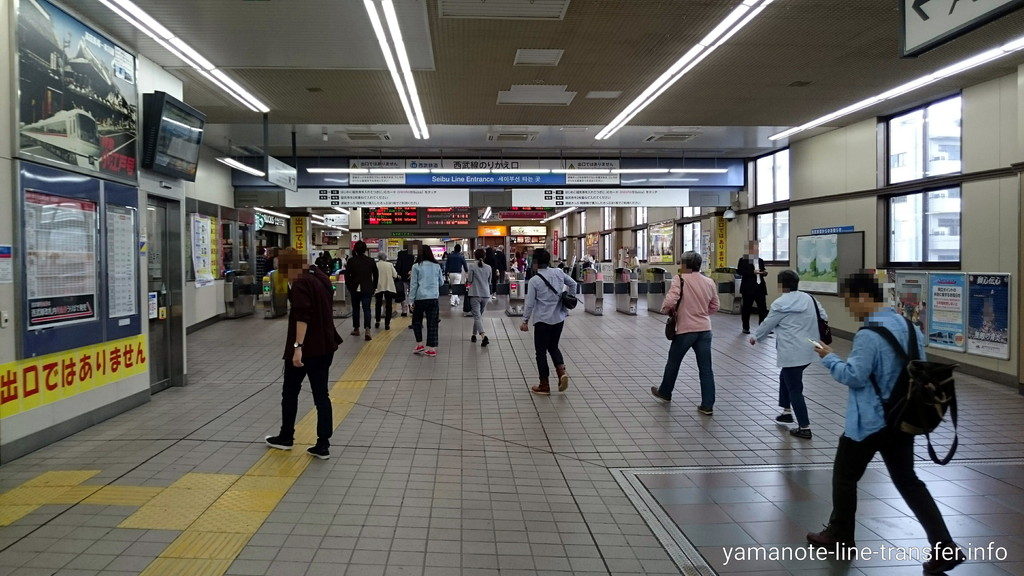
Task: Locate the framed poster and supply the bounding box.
[966,274,1011,359]
[894,272,929,336]
[190,214,214,288]
[927,273,966,351]
[648,221,675,264]
[106,205,137,318]
[796,234,839,294]
[17,0,139,181]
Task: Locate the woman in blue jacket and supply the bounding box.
[409,245,444,357]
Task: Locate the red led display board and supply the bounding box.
[425,207,471,226]
[364,207,418,226]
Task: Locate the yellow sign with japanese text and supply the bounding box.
[0,335,148,419]
[291,217,309,256]
[715,217,728,269]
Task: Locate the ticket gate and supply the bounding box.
[614,267,639,316]
[646,267,670,315]
[331,275,351,319]
[581,268,603,316]
[223,271,256,319]
[505,278,527,316]
[260,271,288,318]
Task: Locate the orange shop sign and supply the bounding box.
[477,226,507,237]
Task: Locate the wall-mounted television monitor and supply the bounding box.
[141,92,206,181]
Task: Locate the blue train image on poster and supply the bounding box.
[967,274,1010,359]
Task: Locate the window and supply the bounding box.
[560,239,568,260]
[888,96,961,184]
[602,207,613,230]
[580,211,587,233]
[635,228,648,261]
[754,149,790,205]
[560,217,568,237]
[635,207,648,226]
[578,237,585,259]
[755,210,789,262]
[682,207,700,218]
[888,188,961,264]
[682,222,701,254]
[601,234,611,261]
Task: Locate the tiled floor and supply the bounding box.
[0,297,1022,576]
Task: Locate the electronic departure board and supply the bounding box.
[425,207,471,226]
[364,207,418,226]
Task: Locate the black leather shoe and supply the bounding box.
[807,524,855,549]
[923,543,965,574]
[775,413,794,423]
[650,387,671,403]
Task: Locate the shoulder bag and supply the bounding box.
[808,293,833,345]
[536,270,578,310]
[665,275,684,340]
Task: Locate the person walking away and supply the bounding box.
[410,245,444,357]
[806,272,964,574]
[651,251,720,415]
[466,248,493,346]
[493,248,508,300]
[749,270,826,439]
[446,244,469,307]
[484,247,498,294]
[265,248,342,460]
[374,254,399,331]
[521,248,577,396]
[738,240,768,334]
[344,241,378,341]
[395,245,415,317]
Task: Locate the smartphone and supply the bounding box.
[808,338,824,349]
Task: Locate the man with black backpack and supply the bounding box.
[806,272,963,574]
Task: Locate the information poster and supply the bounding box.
[24,191,98,329]
[17,0,138,180]
[648,221,675,264]
[585,233,600,259]
[967,273,1011,359]
[894,272,929,335]
[927,273,966,351]
[715,217,728,269]
[796,234,839,294]
[106,206,137,318]
[190,214,214,288]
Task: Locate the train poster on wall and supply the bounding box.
[17,0,138,181]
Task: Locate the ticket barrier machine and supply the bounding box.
[646,267,671,315]
[223,271,256,319]
[505,275,527,316]
[260,270,289,318]
[614,268,640,316]
[331,274,351,319]
[581,268,603,316]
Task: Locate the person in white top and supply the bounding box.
[373,254,399,331]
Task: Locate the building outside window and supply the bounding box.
[756,210,789,263]
[602,234,611,261]
[755,149,790,205]
[635,228,648,261]
[560,239,568,260]
[603,207,613,230]
[635,207,648,226]
[580,211,587,233]
[888,96,961,184]
[888,188,961,264]
[560,217,568,237]
[578,237,585,260]
[682,222,701,253]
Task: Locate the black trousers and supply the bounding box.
[350,290,373,329]
[280,353,334,445]
[741,292,768,331]
[829,430,952,545]
[534,321,565,380]
[412,299,440,347]
[374,292,394,327]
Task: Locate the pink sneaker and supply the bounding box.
[413,345,425,355]
[424,349,437,358]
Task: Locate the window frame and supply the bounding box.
[635,207,648,226]
[635,228,648,261]
[753,209,790,266]
[602,207,613,231]
[753,148,790,206]
[601,233,611,261]
[884,94,962,186]
[884,186,962,270]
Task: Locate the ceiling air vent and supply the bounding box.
[497,85,576,106]
[644,132,700,143]
[514,49,563,66]
[439,0,570,20]
[486,132,539,142]
[343,131,391,141]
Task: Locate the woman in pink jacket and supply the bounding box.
[651,251,720,414]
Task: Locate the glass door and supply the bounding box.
[146,197,183,392]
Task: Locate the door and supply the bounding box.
[146,197,184,392]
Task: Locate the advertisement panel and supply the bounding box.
[289,188,470,208]
[648,221,675,264]
[928,273,966,351]
[894,271,929,336]
[967,273,1011,359]
[17,0,138,180]
[796,234,839,294]
[190,214,214,287]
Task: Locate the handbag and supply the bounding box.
[809,294,833,345]
[665,276,684,340]
[536,270,578,310]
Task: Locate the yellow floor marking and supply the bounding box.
[139,558,233,576]
[0,471,100,524]
[161,532,250,559]
[84,485,164,506]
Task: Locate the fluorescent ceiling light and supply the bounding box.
[482,207,493,220]
[333,208,350,215]
[771,38,1024,141]
[217,157,264,177]
[669,168,729,174]
[254,207,290,219]
[364,0,429,139]
[307,168,368,174]
[432,168,485,174]
[612,168,670,174]
[491,169,552,174]
[595,0,774,139]
[541,207,576,223]
[551,169,611,175]
[98,0,269,113]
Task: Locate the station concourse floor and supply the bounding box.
[1,297,1024,576]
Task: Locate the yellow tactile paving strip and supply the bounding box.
[0,318,405,576]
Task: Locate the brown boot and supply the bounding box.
[555,365,569,392]
[531,378,551,396]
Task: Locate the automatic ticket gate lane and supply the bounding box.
[646,267,670,315]
[505,277,526,316]
[614,267,639,316]
[581,269,603,316]
[331,274,351,319]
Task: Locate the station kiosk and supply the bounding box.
[581,268,603,315]
[331,274,351,319]
[223,270,256,318]
[260,271,288,318]
[646,267,670,314]
[614,267,639,316]
[505,275,526,316]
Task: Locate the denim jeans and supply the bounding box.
[470,296,488,334]
[533,321,565,380]
[779,364,810,427]
[350,290,373,330]
[280,353,334,445]
[658,330,715,407]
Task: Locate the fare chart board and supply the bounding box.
[425,207,471,226]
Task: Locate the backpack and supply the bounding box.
[860,317,959,465]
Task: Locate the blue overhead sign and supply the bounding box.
[406,173,585,186]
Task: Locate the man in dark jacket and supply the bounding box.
[345,241,379,340]
[493,248,508,299]
[265,247,342,460]
[395,246,415,317]
[737,240,768,334]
